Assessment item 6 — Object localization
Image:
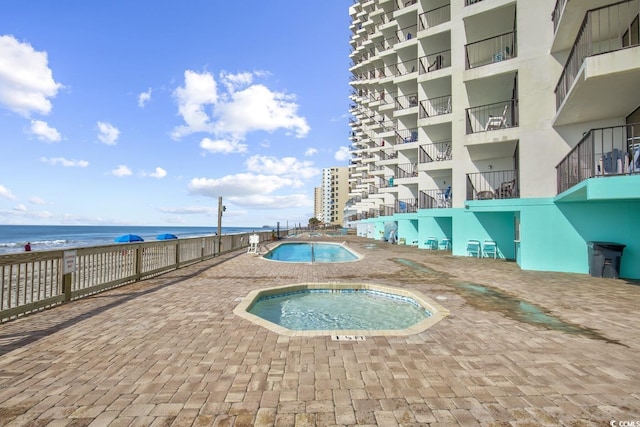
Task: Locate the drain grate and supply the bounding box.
[332,335,366,341]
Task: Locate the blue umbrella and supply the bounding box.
[156,233,178,240]
[114,234,144,243]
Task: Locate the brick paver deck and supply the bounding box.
[1,235,639,426]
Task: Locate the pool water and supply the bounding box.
[249,289,430,330]
[263,242,358,263]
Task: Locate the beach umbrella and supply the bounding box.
[114,234,144,243]
[156,233,178,240]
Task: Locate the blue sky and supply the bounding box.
[0,1,352,228]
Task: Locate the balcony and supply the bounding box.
[554,0,640,125]
[419,5,451,31]
[465,31,517,69]
[396,24,418,43]
[556,123,640,194]
[419,95,452,119]
[393,58,419,77]
[396,198,419,214]
[465,99,518,134]
[395,128,418,144]
[466,170,519,201]
[465,0,484,5]
[395,93,419,110]
[419,50,451,74]
[419,188,451,209]
[419,141,452,163]
[395,163,419,179]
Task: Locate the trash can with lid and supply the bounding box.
[587,242,626,278]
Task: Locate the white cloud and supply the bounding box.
[220,71,254,92]
[171,70,218,139]
[144,167,167,179]
[29,120,61,142]
[97,121,120,145]
[138,88,152,108]
[158,206,216,215]
[13,204,27,212]
[304,147,318,157]
[214,84,310,138]
[188,173,301,198]
[41,157,89,167]
[29,196,46,205]
[111,165,132,177]
[171,70,310,142]
[245,155,319,179]
[0,185,17,200]
[200,137,247,154]
[0,35,62,117]
[229,193,311,209]
[334,146,351,162]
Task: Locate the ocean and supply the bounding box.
[0,225,275,255]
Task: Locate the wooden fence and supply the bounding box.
[0,231,276,323]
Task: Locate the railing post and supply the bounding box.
[135,247,143,281]
[63,273,72,302]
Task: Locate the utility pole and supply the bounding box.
[217,196,225,254]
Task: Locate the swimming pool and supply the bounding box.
[234,283,450,337]
[263,242,359,263]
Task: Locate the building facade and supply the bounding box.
[317,167,351,227]
[346,0,640,278]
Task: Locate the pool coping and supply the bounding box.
[260,241,363,264]
[233,282,450,337]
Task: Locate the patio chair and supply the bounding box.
[436,143,451,161]
[466,240,481,257]
[495,179,517,199]
[484,105,508,131]
[439,237,451,250]
[427,55,443,72]
[425,237,438,250]
[247,234,260,255]
[404,130,418,143]
[437,186,452,208]
[482,240,498,258]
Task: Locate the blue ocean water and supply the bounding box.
[0,225,272,255]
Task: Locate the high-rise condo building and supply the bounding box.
[346,0,640,278]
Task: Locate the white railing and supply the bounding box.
[1,231,276,322]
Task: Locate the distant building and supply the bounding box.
[316,167,351,227]
[347,0,640,278]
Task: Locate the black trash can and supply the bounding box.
[587,242,626,278]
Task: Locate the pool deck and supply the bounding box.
[1,235,639,426]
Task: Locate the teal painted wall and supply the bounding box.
[519,200,640,278]
[354,189,640,278]
[451,210,516,259]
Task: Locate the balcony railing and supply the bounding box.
[396,128,418,144]
[465,31,517,69]
[551,0,567,33]
[397,0,417,9]
[555,0,640,109]
[395,93,419,110]
[419,50,451,73]
[418,5,451,30]
[376,37,396,54]
[466,99,518,134]
[465,0,484,5]
[420,189,451,209]
[556,123,640,193]
[466,170,519,201]
[396,198,419,214]
[397,24,418,42]
[419,95,451,118]
[394,58,419,77]
[396,163,418,179]
[419,141,452,163]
